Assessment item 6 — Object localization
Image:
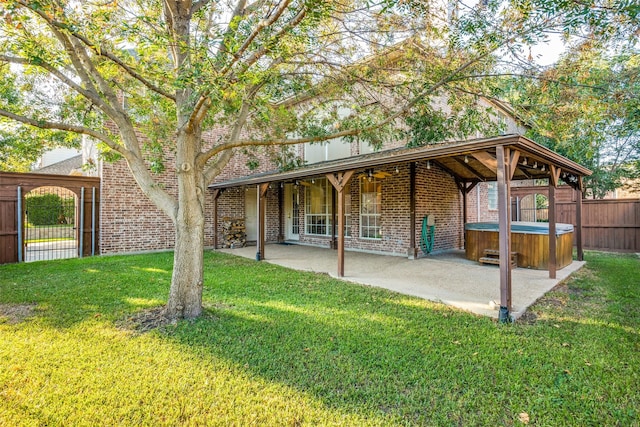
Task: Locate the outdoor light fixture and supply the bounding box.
[532,161,538,169]
[395,166,399,174]
[541,164,546,172]
[464,155,469,163]
[522,157,528,165]
[427,160,431,170]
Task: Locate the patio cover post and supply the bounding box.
[549,165,561,279]
[496,145,512,322]
[256,183,269,261]
[326,170,355,277]
[456,180,478,248]
[212,189,222,249]
[548,182,557,278]
[576,176,584,261]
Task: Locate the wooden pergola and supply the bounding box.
[210,134,591,322]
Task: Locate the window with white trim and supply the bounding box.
[360,179,382,239]
[344,183,351,237]
[487,182,498,210]
[305,178,332,235]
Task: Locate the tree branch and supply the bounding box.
[15,0,176,101]
[0,107,121,153]
[218,0,292,77]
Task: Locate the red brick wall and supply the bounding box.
[217,161,470,257]
[99,127,280,254]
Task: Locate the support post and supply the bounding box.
[496,146,512,323]
[278,183,285,243]
[326,170,355,277]
[17,186,23,263]
[256,183,269,261]
[548,181,557,279]
[576,177,584,261]
[408,162,418,259]
[91,187,96,257]
[212,189,221,249]
[331,187,337,249]
[79,187,85,258]
[456,181,477,251]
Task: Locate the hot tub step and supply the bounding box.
[479,249,517,267]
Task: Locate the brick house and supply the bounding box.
[96,96,519,255]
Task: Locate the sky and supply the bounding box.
[530,33,567,66]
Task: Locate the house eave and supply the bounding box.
[208,134,591,190]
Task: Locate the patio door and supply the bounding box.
[245,188,257,242]
[284,184,300,241]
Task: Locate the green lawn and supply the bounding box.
[0,251,638,426]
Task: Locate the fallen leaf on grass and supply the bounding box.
[519,412,530,424]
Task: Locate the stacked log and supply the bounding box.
[221,217,246,248]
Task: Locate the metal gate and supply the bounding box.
[24,186,78,262]
[0,172,100,264]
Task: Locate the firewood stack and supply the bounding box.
[221,217,246,248]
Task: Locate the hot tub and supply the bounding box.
[465,222,574,270]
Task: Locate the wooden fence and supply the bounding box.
[512,186,639,252]
[0,172,100,264]
[557,198,640,253]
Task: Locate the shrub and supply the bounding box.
[26,193,74,226]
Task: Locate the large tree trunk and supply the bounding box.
[164,129,206,319]
[165,208,205,319]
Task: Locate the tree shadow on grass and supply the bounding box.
[153,253,640,425]
[0,251,637,425]
[0,252,176,329]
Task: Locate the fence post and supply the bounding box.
[17,186,23,262]
[79,187,85,258]
[91,187,96,257]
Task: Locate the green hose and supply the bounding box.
[420,215,435,254]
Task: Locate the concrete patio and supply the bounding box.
[219,243,585,320]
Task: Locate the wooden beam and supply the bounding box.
[326,170,355,192]
[471,151,498,173]
[326,170,355,277]
[256,183,269,261]
[496,145,512,322]
[331,186,337,249]
[549,165,562,187]
[576,177,584,261]
[509,150,521,180]
[450,158,485,181]
[549,181,557,279]
[212,189,221,250]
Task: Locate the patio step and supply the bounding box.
[479,249,518,267]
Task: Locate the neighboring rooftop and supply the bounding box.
[31,154,83,176]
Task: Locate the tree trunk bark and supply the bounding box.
[164,129,206,320]
[165,202,205,319]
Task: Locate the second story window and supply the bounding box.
[304,138,351,164]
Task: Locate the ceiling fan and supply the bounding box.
[359,168,391,180]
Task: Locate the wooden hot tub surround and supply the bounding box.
[465,222,574,270]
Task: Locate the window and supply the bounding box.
[487,182,498,210]
[304,179,352,237]
[344,183,351,237]
[304,138,351,164]
[305,178,332,235]
[360,179,382,239]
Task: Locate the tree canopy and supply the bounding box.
[0,0,638,318]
